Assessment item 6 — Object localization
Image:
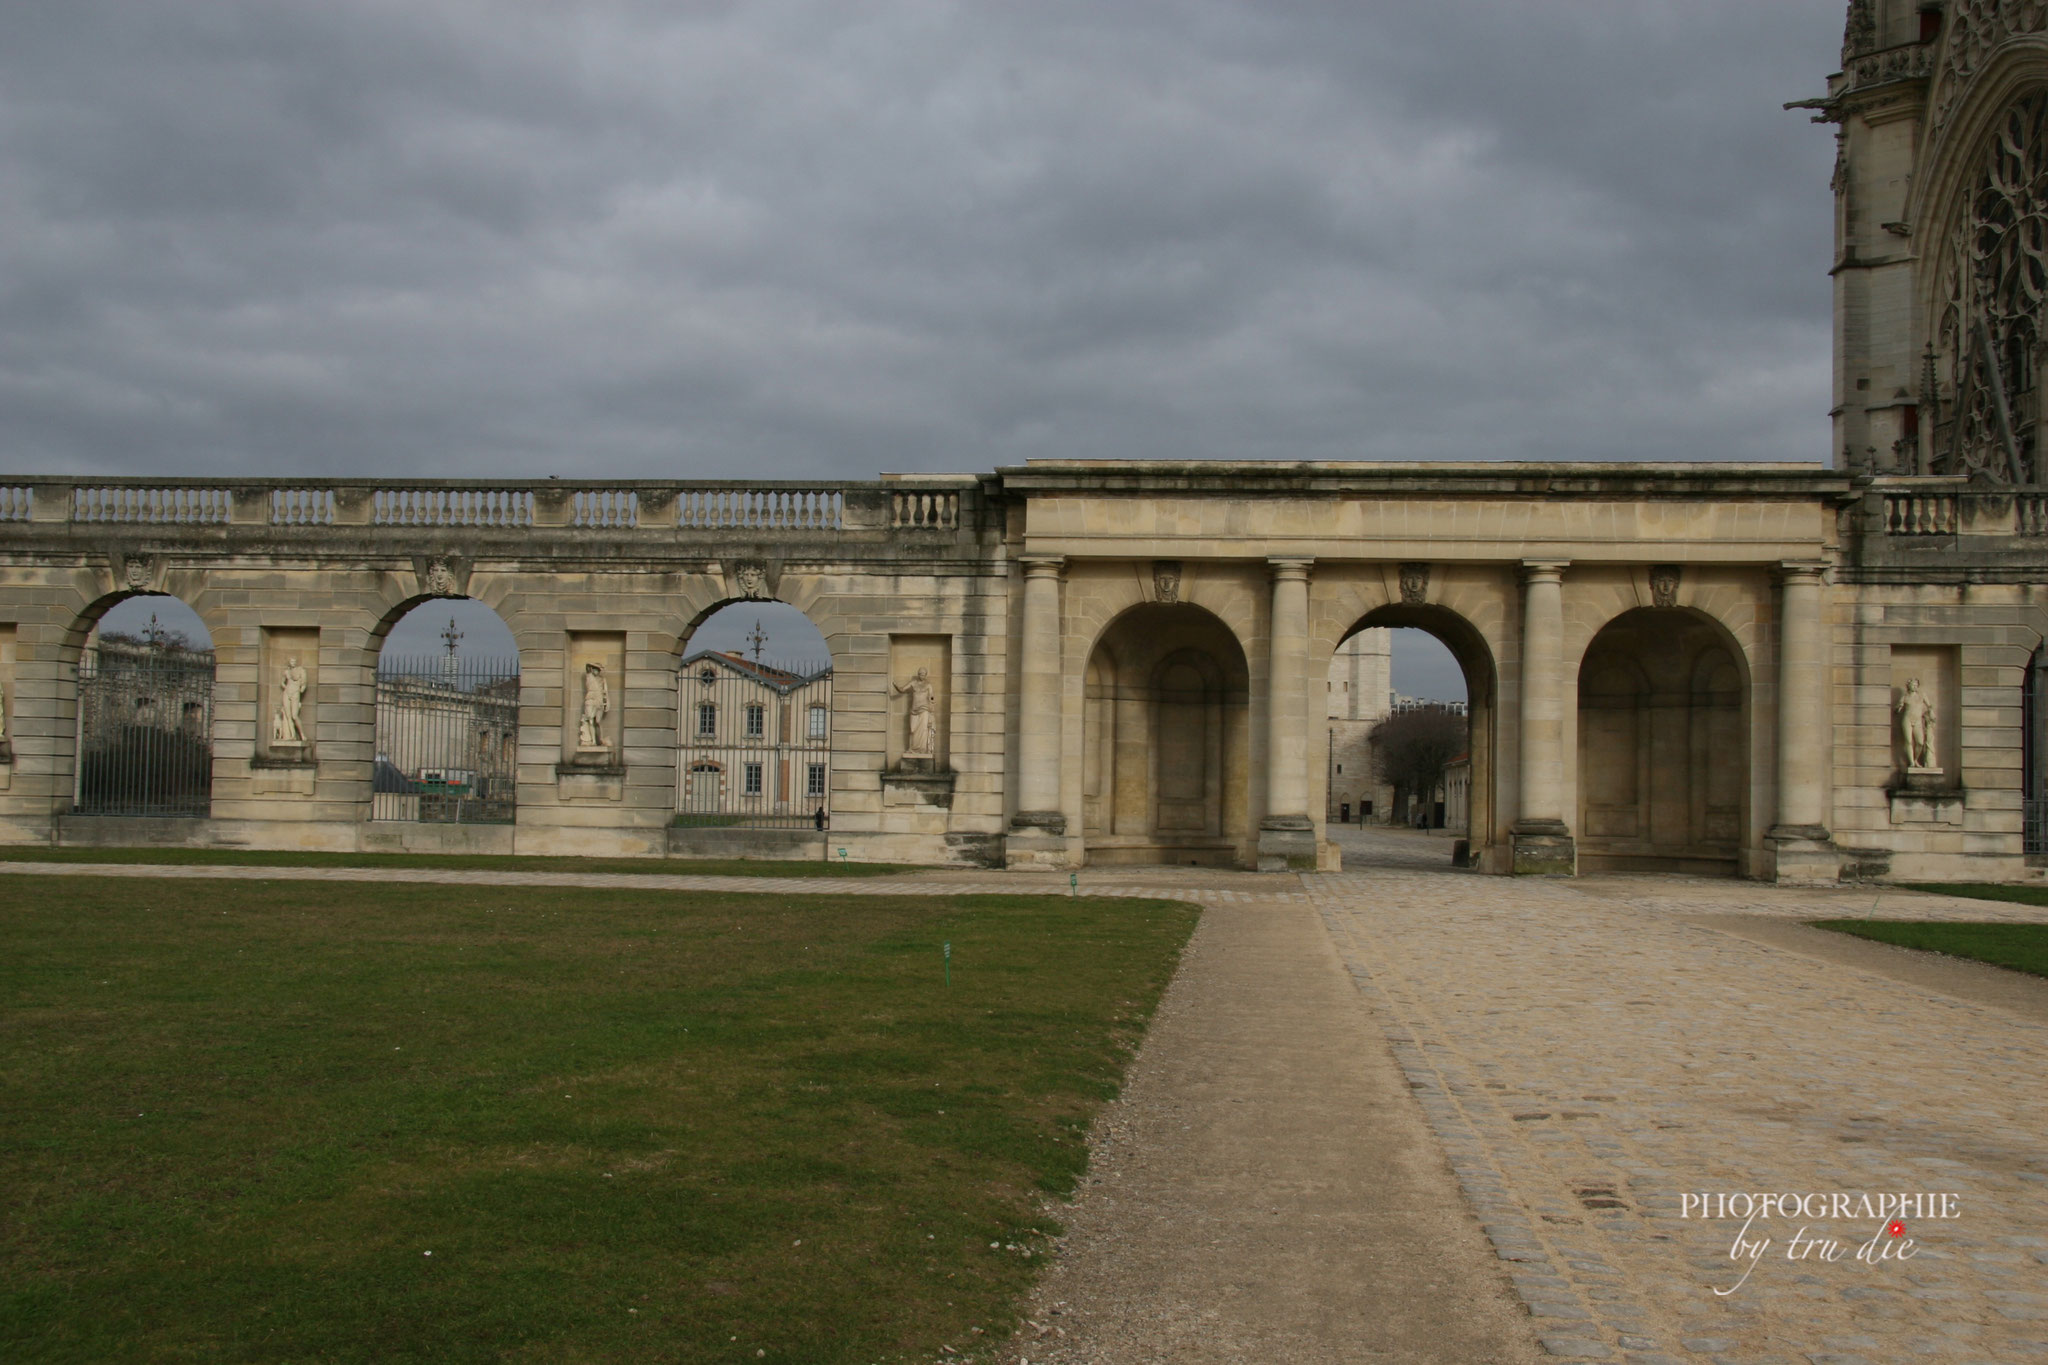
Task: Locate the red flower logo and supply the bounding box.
[1887,1220,1906,1238]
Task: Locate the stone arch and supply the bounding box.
[1914,68,2048,482]
[1081,601,1251,866]
[1575,606,1752,875]
[51,589,221,822]
[1329,599,1502,864]
[370,595,522,827]
[675,595,839,830]
[1910,39,2048,271]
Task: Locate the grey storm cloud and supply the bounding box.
[0,0,1846,480]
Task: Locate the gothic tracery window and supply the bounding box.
[1933,91,2048,485]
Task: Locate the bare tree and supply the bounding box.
[1370,706,1467,818]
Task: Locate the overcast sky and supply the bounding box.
[6,1,1845,482]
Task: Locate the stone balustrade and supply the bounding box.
[1872,478,2048,538]
[0,476,981,538]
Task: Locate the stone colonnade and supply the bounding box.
[2,465,2042,881]
[1005,540,1843,879]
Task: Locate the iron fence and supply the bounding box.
[74,645,216,817]
[676,651,832,829]
[373,655,520,824]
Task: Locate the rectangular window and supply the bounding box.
[745,703,765,738]
[807,763,826,797]
[808,704,828,739]
[743,762,763,796]
[697,703,716,736]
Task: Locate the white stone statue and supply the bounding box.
[893,666,937,758]
[0,677,8,742]
[1896,676,1936,770]
[578,662,610,749]
[272,657,308,745]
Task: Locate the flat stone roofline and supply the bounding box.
[992,459,1855,499]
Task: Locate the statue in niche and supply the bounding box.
[272,657,308,746]
[894,666,937,759]
[578,662,610,749]
[1896,677,1937,770]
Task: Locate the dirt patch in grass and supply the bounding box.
[0,846,912,877]
[1809,918,2048,981]
[0,876,1196,1364]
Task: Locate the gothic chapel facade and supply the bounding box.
[0,0,2044,881]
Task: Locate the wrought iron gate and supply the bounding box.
[74,645,217,817]
[675,651,832,828]
[373,655,519,824]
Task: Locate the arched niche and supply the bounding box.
[1576,607,1749,874]
[1329,603,1498,864]
[1082,603,1250,866]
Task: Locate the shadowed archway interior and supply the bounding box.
[1576,607,1748,875]
[1083,603,1250,867]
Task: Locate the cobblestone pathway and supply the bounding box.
[1310,842,2048,1364]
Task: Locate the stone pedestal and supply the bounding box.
[1257,814,1318,872]
[1005,810,1069,869]
[1510,818,1576,876]
[1887,769,1964,827]
[882,762,955,810]
[1766,825,1839,884]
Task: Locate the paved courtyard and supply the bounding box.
[6,848,2046,1362]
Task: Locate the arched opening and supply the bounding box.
[1082,603,1249,866]
[373,599,520,825]
[2026,645,2047,857]
[1576,607,1748,875]
[677,601,834,829]
[73,595,216,819]
[1326,607,1494,869]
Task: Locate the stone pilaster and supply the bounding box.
[1511,560,1575,875]
[1768,561,1837,883]
[1258,557,1318,871]
[1006,554,1069,866]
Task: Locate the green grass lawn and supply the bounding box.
[0,846,912,878]
[1809,919,2048,980]
[1902,881,2048,909]
[0,876,1197,1364]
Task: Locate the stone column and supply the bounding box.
[1007,555,1068,863]
[1511,560,1575,874]
[1257,557,1317,871]
[1769,561,1835,880]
